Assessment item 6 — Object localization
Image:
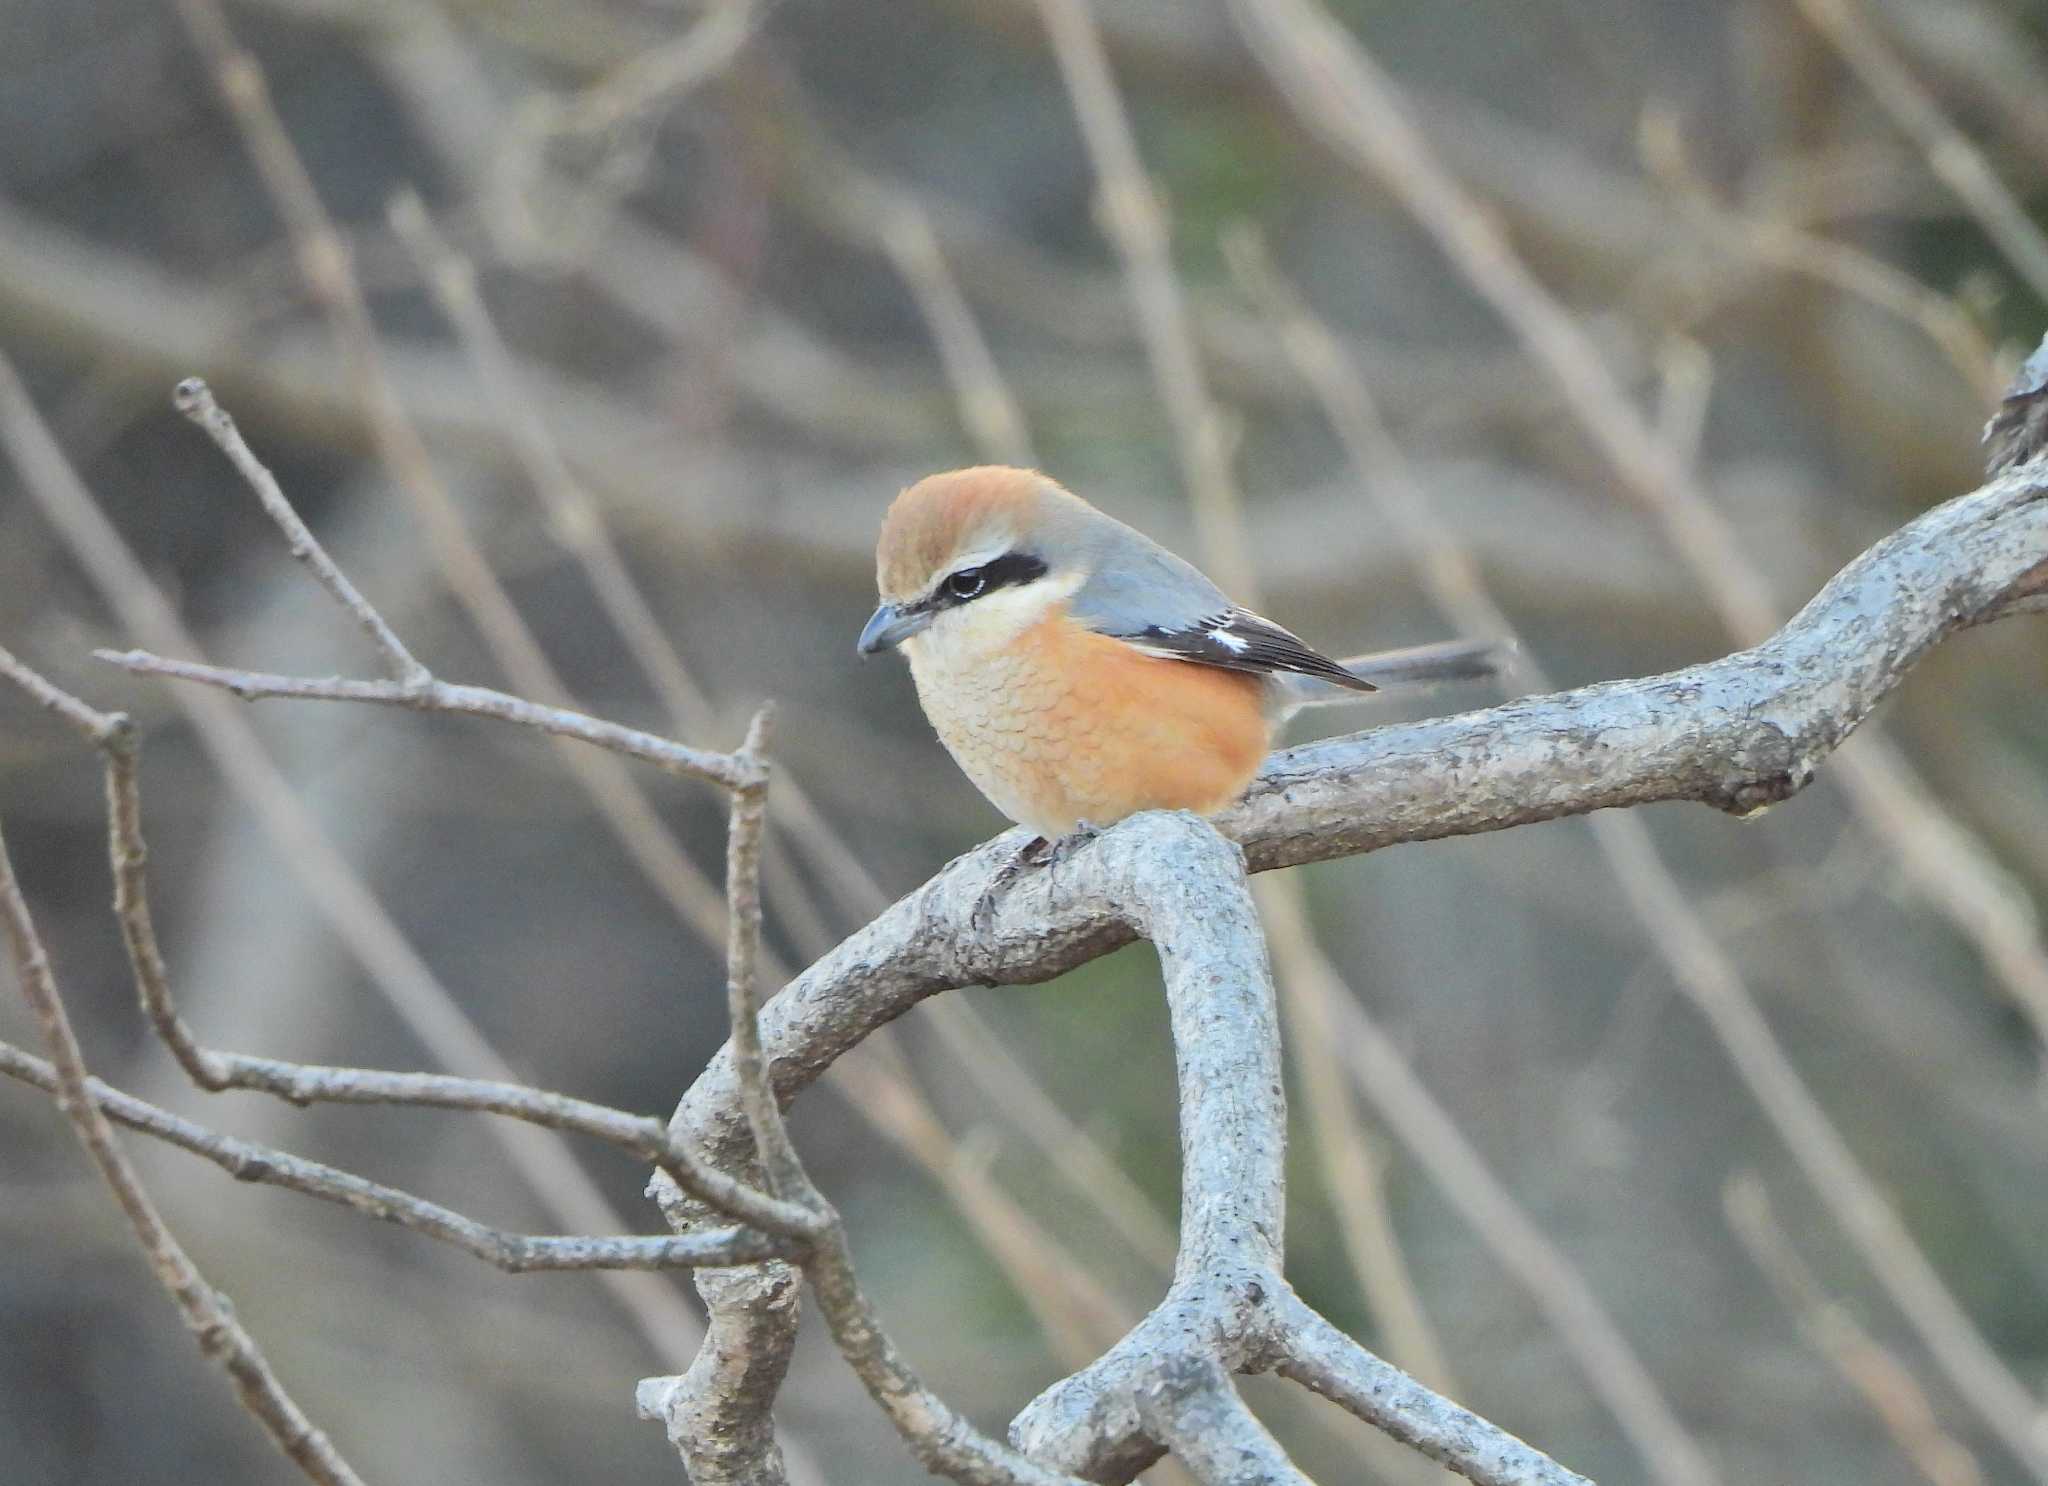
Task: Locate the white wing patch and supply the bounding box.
[1111,607,1376,691]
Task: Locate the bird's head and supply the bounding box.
[858,467,1094,660]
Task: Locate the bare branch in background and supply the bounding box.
[94,648,759,789]
[1723,1174,1987,1486]
[1037,15,1496,1480]
[1794,0,2048,306]
[1036,0,1252,597]
[876,201,1038,470]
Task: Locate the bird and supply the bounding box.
[858,466,1504,843]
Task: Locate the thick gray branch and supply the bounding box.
[1134,1357,1311,1486]
[667,469,2046,1172]
[666,814,1590,1484]
[1006,816,1288,1479]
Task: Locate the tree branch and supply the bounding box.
[0,805,365,1486]
[0,1039,796,1273]
[666,468,2048,1173]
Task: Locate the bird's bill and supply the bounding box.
[857,602,933,655]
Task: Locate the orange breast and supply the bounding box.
[908,607,1272,837]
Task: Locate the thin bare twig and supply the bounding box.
[1635,109,2000,405]
[380,192,719,737]
[0,640,809,1239]
[171,375,428,685]
[94,650,757,789]
[723,706,806,1200]
[0,815,364,1486]
[0,1039,795,1274]
[178,0,741,966]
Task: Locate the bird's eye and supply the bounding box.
[945,567,987,600]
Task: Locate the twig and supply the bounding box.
[93,651,757,790]
[1635,109,2000,405]
[381,191,719,738]
[488,0,757,259]
[171,376,428,686]
[0,1039,797,1274]
[0,643,129,741]
[0,814,365,1486]
[723,706,805,1200]
[179,0,741,969]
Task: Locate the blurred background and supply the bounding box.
[2,0,2046,1482]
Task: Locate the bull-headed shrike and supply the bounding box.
[860,466,1503,844]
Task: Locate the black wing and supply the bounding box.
[1123,608,1376,692]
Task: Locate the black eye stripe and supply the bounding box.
[933,551,1047,609]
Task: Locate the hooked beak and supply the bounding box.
[857,602,933,656]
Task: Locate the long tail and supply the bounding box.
[1336,636,1511,688]
[1270,636,1512,720]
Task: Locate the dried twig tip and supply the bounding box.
[171,377,215,420]
[742,702,775,758]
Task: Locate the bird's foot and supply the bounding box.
[969,823,1102,933]
[972,833,1048,934]
[1045,820,1103,871]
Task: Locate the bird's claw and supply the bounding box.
[969,823,1101,933]
[1045,820,1102,870]
[971,834,1045,934]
